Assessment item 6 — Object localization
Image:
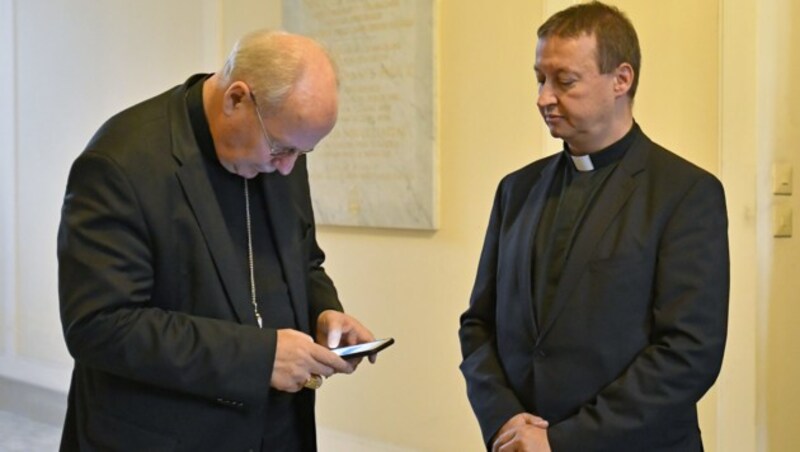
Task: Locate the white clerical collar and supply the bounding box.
[569,154,595,172]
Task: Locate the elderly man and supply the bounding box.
[459,2,729,451]
[58,30,374,451]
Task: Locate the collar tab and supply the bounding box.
[570,154,595,172]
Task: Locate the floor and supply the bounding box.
[0,377,414,451]
[0,409,414,451]
[0,410,61,452]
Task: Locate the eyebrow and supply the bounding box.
[534,67,578,78]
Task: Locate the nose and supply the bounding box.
[274,153,300,176]
[536,82,556,111]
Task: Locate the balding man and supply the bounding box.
[58,30,375,451]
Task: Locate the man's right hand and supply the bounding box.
[492,412,550,452]
[270,329,354,392]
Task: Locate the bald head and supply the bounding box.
[220,30,338,114]
[203,30,339,178]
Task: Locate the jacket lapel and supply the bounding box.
[169,85,257,326]
[518,156,561,340]
[538,137,649,337]
[260,173,311,333]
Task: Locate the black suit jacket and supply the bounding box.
[459,129,729,451]
[57,75,341,451]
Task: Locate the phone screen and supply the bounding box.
[331,338,394,359]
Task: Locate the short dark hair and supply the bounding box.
[538,1,641,98]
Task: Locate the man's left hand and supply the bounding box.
[316,310,376,367]
[492,422,551,452]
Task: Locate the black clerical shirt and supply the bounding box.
[533,124,640,325]
[185,74,308,451]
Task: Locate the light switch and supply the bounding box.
[774,204,793,238]
[773,163,793,195]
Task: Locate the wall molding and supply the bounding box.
[0,376,66,426]
[0,356,72,393]
[317,426,416,452]
[717,0,759,450]
[0,0,18,371]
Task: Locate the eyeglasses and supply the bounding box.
[249,90,315,157]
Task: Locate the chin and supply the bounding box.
[235,166,259,178]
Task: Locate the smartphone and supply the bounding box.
[331,338,395,359]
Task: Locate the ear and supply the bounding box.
[222,81,250,116]
[613,63,635,98]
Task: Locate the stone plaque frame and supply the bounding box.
[284,0,437,230]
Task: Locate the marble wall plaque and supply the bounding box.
[283,0,437,229]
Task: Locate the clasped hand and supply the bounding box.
[492,412,551,452]
[270,310,375,392]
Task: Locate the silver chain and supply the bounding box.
[244,178,263,328]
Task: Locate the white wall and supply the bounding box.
[758,1,800,450]
[0,0,219,390]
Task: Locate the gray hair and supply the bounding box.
[220,30,313,112]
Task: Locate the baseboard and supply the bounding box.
[0,376,67,427]
[317,426,417,451]
[0,376,415,450]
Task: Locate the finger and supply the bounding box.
[340,328,359,347]
[332,356,354,374]
[307,363,335,379]
[368,352,377,364]
[491,437,501,452]
[315,313,331,345]
[496,438,516,452]
[311,346,354,374]
[327,327,343,349]
[338,316,374,345]
[504,413,527,429]
[351,322,375,344]
[345,356,364,368]
[318,311,345,348]
[492,429,515,452]
[522,413,549,428]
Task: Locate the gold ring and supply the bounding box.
[303,374,323,390]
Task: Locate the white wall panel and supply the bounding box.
[0,0,17,362]
[3,0,220,391]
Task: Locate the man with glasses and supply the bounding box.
[58,30,375,451]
